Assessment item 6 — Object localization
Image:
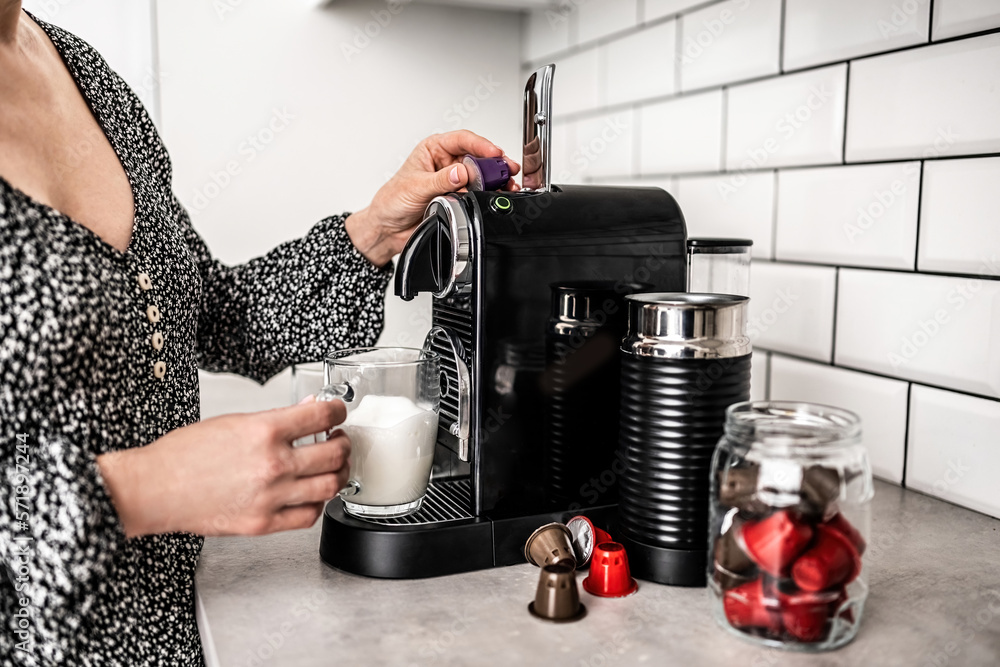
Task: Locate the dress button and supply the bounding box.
[153,361,167,380]
[137,272,152,291]
[151,331,164,351]
[146,305,161,324]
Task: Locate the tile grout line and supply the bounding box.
[830,267,840,363]
[770,169,779,261]
[762,349,1000,405]
[913,161,926,271]
[778,0,787,73]
[841,61,851,163]
[529,28,1000,124]
[901,383,913,488]
[719,87,728,172]
[522,18,1000,77]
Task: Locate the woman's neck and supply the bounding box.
[0,1,22,45]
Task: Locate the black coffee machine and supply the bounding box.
[320,65,690,578]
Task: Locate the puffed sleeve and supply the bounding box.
[172,197,392,383]
[0,222,127,664]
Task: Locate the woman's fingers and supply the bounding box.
[271,399,347,442]
[286,470,351,506]
[292,434,350,477]
[430,129,502,161]
[269,502,326,533]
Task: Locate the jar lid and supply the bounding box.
[687,238,753,254]
[622,292,750,359]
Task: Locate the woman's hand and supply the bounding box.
[97,400,350,538]
[345,130,521,267]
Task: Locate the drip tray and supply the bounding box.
[358,479,474,526]
[320,480,618,579]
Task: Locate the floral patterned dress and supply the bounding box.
[0,14,390,666]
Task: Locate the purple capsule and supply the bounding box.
[463,154,510,191]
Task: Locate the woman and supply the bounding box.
[0,4,518,665]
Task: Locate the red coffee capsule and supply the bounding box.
[738,510,814,577]
[582,542,638,598]
[826,512,867,555]
[791,524,861,592]
[775,586,838,643]
[566,516,614,568]
[723,578,782,635]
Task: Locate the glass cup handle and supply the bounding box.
[317,382,354,404]
[316,383,361,498]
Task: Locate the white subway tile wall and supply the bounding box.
[846,33,1000,161]
[645,0,710,22]
[604,22,677,105]
[679,0,782,91]
[640,91,724,173]
[918,157,1000,276]
[907,386,1000,519]
[726,64,847,170]
[775,162,920,269]
[932,0,1000,41]
[674,171,775,258]
[523,0,1000,516]
[577,0,639,44]
[572,110,635,178]
[769,355,909,484]
[782,0,930,71]
[836,270,1000,399]
[748,261,837,361]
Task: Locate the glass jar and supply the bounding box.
[708,401,873,651]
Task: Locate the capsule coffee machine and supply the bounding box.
[319,65,743,579]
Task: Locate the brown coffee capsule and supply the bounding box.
[799,465,842,518]
[524,522,577,568]
[719,464,770,515]
[714,517,755,575]
[528,563,587,622]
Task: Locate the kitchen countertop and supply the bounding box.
[196,481,1000,666]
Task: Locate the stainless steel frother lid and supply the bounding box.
[622,292,751,359]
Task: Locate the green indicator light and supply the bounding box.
[494,197,511,210]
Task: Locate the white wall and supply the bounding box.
[524,0,1000,518]
[155,0,523,416]
[22,0,160,124]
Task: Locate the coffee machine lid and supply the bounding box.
[622,292,751,359]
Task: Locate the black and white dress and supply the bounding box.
[0,14,390,666]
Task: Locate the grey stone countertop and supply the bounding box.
[196,481,1000,667]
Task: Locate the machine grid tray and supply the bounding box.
[362,479,473,526]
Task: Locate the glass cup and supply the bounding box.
[318,347,440,519]
[291,362,325,446]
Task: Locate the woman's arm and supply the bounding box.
[180,131,519,383]
[97,399,350,537]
